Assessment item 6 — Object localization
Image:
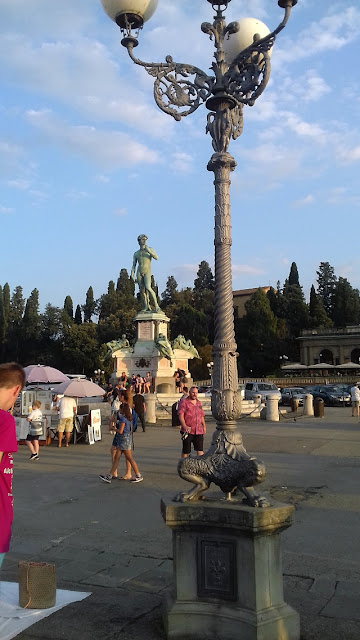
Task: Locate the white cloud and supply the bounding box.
[276,69,331,104]
[292,194,315,208]
[232,265,265,276]
[170,152,193,173]
[7,179,31,190]
[276,7,360,64]
[285,114,327,143]
[25,109,160,168]
[94,174,110,184]
[343,145,360,162]
[0,141,24,175]
[0,205,14,214]
[66,190,90,200]
[0,34,173,140]
[114,208,127,217]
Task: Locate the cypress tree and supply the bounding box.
[74,305,82,325]
[194,261,214,292]
[63,295,74,321]
[83,286,96,322]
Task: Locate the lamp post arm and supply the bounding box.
[225,2,296,106]
[124,40,214,121]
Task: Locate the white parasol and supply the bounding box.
[54,378,105,398]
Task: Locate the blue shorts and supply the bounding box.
[0,553,5,569]
[116,433,132,451]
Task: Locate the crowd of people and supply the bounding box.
[0,360,208,576]
[104,372,152,400]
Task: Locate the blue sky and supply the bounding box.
[1,0,359,311]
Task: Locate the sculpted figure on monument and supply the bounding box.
[172,334,200,359]
[131,234,161,313]
[105,335,132,355]
[119,334,130,348]
[154,333,174,361]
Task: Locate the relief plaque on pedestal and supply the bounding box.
[138,322,152,341]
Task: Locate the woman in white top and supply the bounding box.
[26,400,43,461]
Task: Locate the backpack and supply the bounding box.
[172,402,181,427]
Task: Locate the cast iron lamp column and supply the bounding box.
[100,0,297,503]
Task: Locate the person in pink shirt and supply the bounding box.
[0,363,25,570]
[177,386,207,458]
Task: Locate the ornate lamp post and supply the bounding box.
[100,0,297,504]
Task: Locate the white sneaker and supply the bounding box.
[99,474,112,483]
[130,474,143,483]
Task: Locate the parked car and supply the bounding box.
[310,385,351,406]
[197,386,211,394]
[245,382,281,403]
[280,387,307,406]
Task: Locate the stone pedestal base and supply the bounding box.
[161,498,300,640]
[144,393,156,424]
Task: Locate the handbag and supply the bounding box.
[19,561,56,609]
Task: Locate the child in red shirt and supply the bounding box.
[0,363,25,569]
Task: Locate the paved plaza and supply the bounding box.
[2,408,360,639]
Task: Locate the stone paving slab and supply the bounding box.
[4,413,360,640]
[309,441,360,457]
[79,557,163,588]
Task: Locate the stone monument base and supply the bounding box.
[161,498,300,640]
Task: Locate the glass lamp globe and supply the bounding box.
[223,17,271,64]
[101,0,158,29]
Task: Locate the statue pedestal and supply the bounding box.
[161,498,300,640]
[111,311,193,393]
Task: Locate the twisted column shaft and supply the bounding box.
[207,151,241,427]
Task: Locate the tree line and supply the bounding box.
[0,261,358,380]
[236,262,360,377]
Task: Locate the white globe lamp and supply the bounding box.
[223,17,271,65]
[101,0,158,29]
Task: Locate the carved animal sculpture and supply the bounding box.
[174,429,269,507]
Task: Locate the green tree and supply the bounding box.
[83,286,96,322]
[38,304,62,366]
[98,281,119,320]
[62,323,99,375]
[74,304,82,325]
[116,268,135,298]
[161,275,178,306]
[3,283,10,329]
[309,285,332,328]
[22,288,41,360]
[7,286,25,360]
[236,288,280,376]
[283,285,309,337]
[288,262,300,286]
[188,344,213,381]
[331,278,360,327]
[194,261,214,292]
[151,275,159,300]
[63,295,74,321]
[316,262,337,317]
[267,282,286,319]
[171,303,210,347]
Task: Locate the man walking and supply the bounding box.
[178,386,206,458]
[57,395,77,447]
[351,382,360,417]
[133,391,146,432]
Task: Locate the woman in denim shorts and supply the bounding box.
[99,391,143,484]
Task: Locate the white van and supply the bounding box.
[245,382,281,403]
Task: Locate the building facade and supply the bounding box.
[233,286,271,319]
[297,326,360,366]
